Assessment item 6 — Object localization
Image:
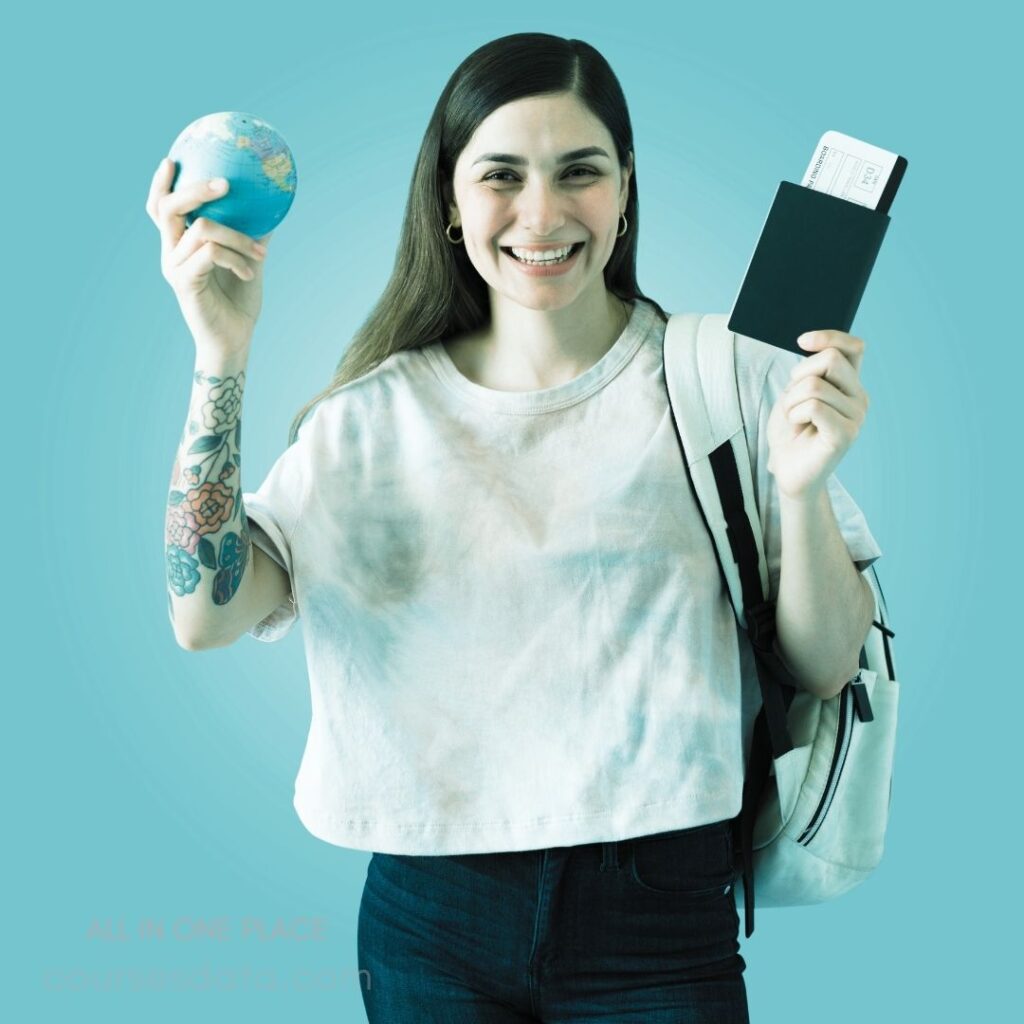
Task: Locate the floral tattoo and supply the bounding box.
[165,370,251,606]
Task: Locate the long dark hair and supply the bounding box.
[287,31,669,445]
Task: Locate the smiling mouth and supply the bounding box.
[500,242,585,265]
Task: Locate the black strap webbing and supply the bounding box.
[664,350,800,938]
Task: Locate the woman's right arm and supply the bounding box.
[145,157,286,649]
[165,349,291,650]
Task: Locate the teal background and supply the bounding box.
[6,0,1016,1018]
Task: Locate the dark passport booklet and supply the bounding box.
[727,181,891,354]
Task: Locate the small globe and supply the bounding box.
[168,111,297,241]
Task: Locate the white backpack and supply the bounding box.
[663,312,900,938]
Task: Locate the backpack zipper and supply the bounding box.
[873,619,896,680]
[796,615,894,846]
[797,683,855,845]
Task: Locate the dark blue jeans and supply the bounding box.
[357,817,749,1022]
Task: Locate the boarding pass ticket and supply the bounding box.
[800,130,905,212]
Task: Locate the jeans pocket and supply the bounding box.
[627,819,736,899]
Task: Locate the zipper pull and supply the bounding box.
[851,672,874,722]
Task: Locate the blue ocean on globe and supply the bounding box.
[168,111,297,240]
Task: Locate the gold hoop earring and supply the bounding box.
[617,213,628,238]
[445,222,463,244]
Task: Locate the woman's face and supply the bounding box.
[448,92,632,312]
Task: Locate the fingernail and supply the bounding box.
[209,178,228,191]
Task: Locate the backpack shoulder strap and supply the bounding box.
[664,311,802,939]
[662,312,771,630]
[663,311,798,747]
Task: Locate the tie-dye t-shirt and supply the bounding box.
[242,297,882,855]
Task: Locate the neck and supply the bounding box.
[452,289,631,392]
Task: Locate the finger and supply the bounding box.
[177,240,257,284]
[786,397,854,449]
[170,216,267,270]
[145,157,176,225]
[796,330,865,375]
[156,176,231,257]
[787,345,862,400]
[782,375,860,423]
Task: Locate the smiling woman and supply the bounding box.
[229,30,755,1024]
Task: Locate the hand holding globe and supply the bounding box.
[144,112,298,358]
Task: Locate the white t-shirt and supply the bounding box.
[242,297,882,855]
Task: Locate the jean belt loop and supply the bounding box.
[600,840,621,871]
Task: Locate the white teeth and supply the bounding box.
[510,244,576,263]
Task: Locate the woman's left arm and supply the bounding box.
[766,330,877,701]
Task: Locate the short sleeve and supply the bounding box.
[242,427,312,643]
[744,345,883,604]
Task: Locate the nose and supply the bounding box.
[514,179,568,237]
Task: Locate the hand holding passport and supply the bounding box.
[727,130,908,355]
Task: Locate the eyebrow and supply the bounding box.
[472,146,611,167]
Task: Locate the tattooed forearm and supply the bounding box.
[165,361,253,628]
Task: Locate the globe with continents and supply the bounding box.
[168,111,297,240]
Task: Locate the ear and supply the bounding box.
[442,176,459,226]
[619,151,633,204]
